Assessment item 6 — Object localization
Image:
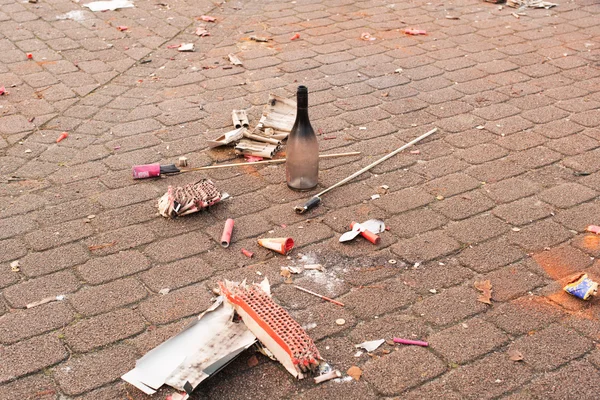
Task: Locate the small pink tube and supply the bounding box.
[393,337,428,347]
[221,218,234,248]
[132,163,160,179]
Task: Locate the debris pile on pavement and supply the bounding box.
[122,296,257,396]
[339,219,386,244]
[83,0,134,12]
[157,179,224,218]
[507,0,558,8]
[208,93,296,158]
[220,279,323,378]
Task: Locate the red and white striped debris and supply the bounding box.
[158,179,222,218]
[219,279,322,379]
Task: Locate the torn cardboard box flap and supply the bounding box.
[256,94,297,139]
[122,296,256,395]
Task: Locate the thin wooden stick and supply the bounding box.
[294,285,345,307]
[179,151,361,172]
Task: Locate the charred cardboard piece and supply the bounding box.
[232,110,249,128]
[235,139,279,159]
[122,296,256,395]
[207,127,245,148]
[220,279,322,379]
[256,94,297,139]
[158,179,223,217]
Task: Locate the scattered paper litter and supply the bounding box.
[507,0,557,8]
[228,53,243,66]
[404,28,427,35]
[347,366,362,381]
[508,348,524,361]
[10,260,20,272]
[83,0,134,12]
[0,86,6,95]
[27,295,65,309]
[159,288,170,295]
[474,280,493,305]
[353,351,363,357]
[195,25,210,36]
[177,43,194,52]
[360,32,376,41]
[122,296,256,395]
[199,15,216,22]
[355,339,385,352]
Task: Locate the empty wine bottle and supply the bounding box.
[286,86,319,191]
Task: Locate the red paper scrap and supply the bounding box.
[404,28,427,35]
[200,15,216,22]
[290,33,300,40]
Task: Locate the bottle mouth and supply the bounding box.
[297,85,308,93]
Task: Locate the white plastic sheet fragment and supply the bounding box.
[83,0,134,12]
[355,339,385,352]
[122,297,256,395]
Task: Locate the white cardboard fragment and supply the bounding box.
[355,339,385,352]
[178,43,194,52]
[83,0,134,12]
[122,297,256,395]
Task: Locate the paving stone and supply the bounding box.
[432,190,495,221]
[446,214,509,244]
[446,352,534,399]
[63,308,146,353]
[509,323,593,371]
[363,346,446,396]
[398,258,474,295]
[140,255,214,294]
[204,362,296,400]
[0,334,67,383]
[412,285,489,326]
[467,159,526,184]
[84,224,156,257]
[144,231,214,263]
[531,244,593,281]
[538,182,597,209]
[0,238,27,264]
[484,261,548,302]
[54,345,138,396]
[429,318,508,364]
[485,295,565,335]
[392,230,462,264]
[423,173,481,198]
[139,283,213,325]
[509,219,573,252]
[3,270,80,309]
[78,250,151,285]
[492,197,554,226]
[70,278,147,317]
[373,186,433,215]
[349,312,431,344]
[341,278,417,319]
[0,301,74,345]
[298,379,377,400]
[518,360,600,400]
[0,373,58,400]
[387,208,448,238]
[291,302,356,342]
[23,219,94,252]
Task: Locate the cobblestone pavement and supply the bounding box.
[0,0,599,398]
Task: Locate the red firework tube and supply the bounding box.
[241,248,253,258]
[56,132,68,143]
[132,163,161,179]
[221,218,234,248]
[350,222,380,245]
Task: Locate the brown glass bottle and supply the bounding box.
[286,86,319,191]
